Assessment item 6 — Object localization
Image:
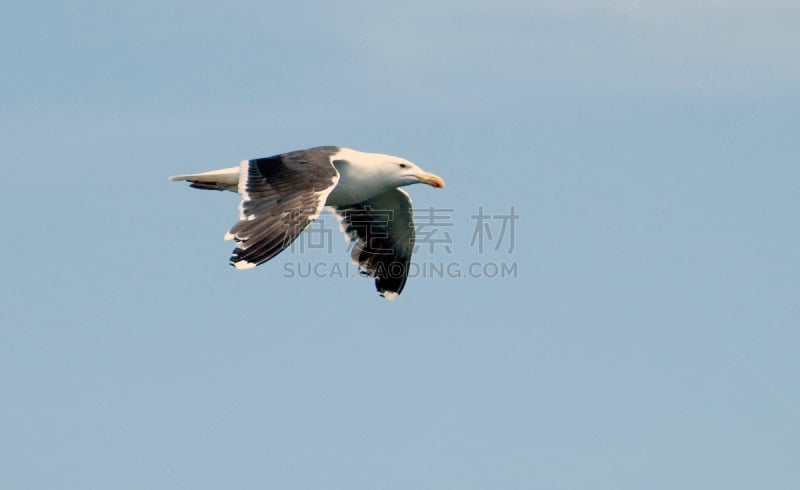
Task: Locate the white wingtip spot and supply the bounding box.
[233,260,257,270]
[382,291,399,301]
[224,232,234,241]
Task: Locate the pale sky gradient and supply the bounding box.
[2,1,799,489]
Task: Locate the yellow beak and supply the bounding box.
[418,172,446,188]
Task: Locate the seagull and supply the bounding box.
[169,146,446,299]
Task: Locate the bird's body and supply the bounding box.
[170,146,445,299]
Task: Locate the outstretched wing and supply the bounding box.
[331,188,415,300]
[226,150,339,269]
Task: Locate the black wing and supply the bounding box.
[226,150,340,269]
[331,189,415,299]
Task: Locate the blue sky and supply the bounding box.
[2,1,799,488]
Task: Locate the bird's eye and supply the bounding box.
[398,163,409,169]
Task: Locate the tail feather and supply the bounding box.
[188,181,228,191]
[169,166,241,192]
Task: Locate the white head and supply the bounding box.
[332,148,445,190]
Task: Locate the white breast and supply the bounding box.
[325,152,393,206]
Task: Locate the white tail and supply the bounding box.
[169,166,240,192]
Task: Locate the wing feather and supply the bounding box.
[227,150,340,269]
[331,188,415,299]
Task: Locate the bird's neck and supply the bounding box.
[326,159,392,206]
